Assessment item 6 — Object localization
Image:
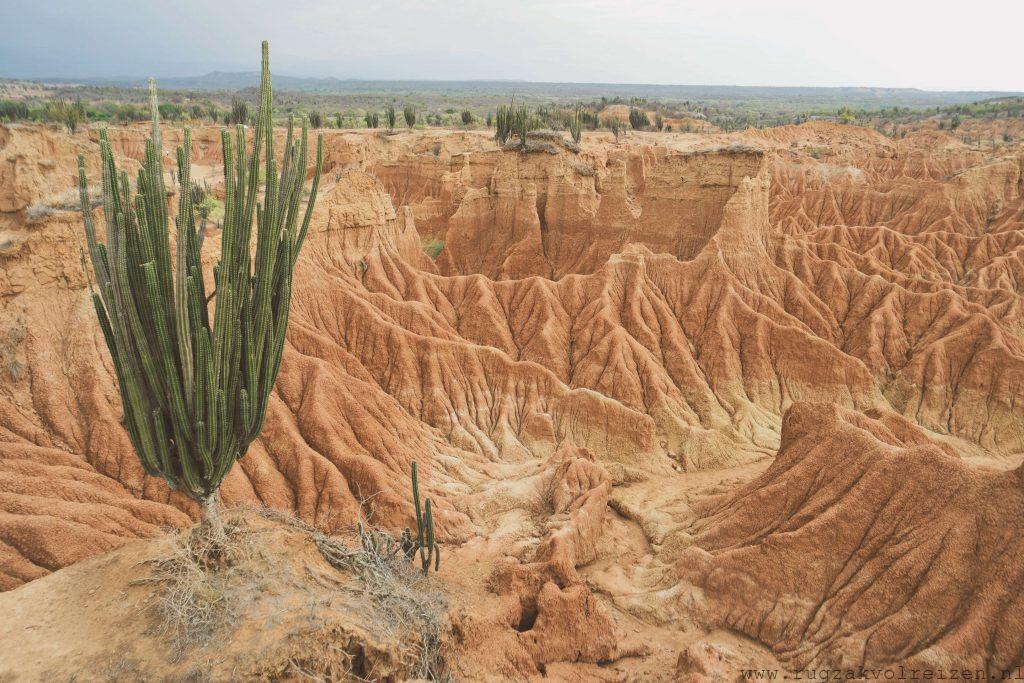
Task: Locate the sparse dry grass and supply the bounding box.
[1,321,27,382]
[131,508,451,680]
[501,130,581,154]
[503,139,558,154]
[259,509,451,681]
[25,187,101,223]
[569,159,598,177]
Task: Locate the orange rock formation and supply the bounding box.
[1,119,1021,678]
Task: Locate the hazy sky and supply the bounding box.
[2,0,1021,90]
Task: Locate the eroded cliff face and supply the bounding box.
[1,121,1023,678]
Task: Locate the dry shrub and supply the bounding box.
[26,186,102,223]
[24,203,54,223]
[569,159,598,177]
[142,509,451,680]
[139,518,257,652]
[262,510,451,682]
[0,234,24,255]
[501,130,581,154]
[502,139,559,154]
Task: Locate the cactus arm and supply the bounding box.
[294,135,324,261]
[424,497,436,573]
[412,461,425,550]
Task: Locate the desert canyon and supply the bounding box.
[0,116,1023,680]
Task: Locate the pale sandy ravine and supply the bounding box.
[0,120,1022,679]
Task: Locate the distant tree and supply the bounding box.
[71,99,87,131]
[950,114,962,130]
[485,112,493,127]
[655,113,664,131]
[43,98,83,134]
[629,108,649,130]
[207,104,219,122]
[228,99,249,126]
[158,102,184,121]
[461,110,473,125]
[115,103,143,124]
[191,104,204,120]
[386,103,396,131]
[403,104,417,128]
[309,110,323,129]
[365,110,379,128]
[335,112,343,129]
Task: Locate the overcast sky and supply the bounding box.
[2,0,1021,90]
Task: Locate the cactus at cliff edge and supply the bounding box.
[410,461,440,574]
[77,41,323,528]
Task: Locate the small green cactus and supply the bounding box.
[409,461,440,574]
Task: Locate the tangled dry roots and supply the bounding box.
[140,518,256,652]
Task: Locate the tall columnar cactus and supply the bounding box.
[569,105,582,145]
[494,100,514,145]
[410,461,440,574]
[385,104,396,131]
[514,105,531,150]
[77,42,323,531]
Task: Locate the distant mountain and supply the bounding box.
[45,71,360,91]
[22,72,1023,109]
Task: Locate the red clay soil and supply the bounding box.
[0,120,1022,678]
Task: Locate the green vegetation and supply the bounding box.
[403,104,417,128]
[158,102,186,121]
[514,104,532,149]
[189,180,221,227]
[364,110,379,128]
[494,101,514,144]
[604,117,623,140]
[460,110,473,125]
[0,100,30,121]
[629,107,650,130]
[113,103,147,124]
[385,103,396,131]
[42,98,86,133]
[568,104,582,144]
[308,110,323,129]
[408,461,440,575]
[335,112,343,129]
[227,98,248,125]
[422,238,444,260]
[4,74,1021,140]
[76,42,323,535]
